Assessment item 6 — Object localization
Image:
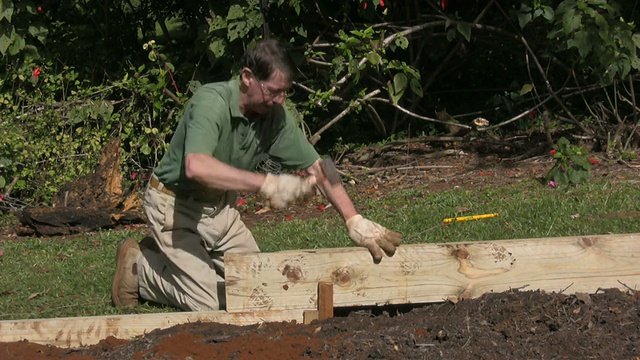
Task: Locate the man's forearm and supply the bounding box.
[185,153,265,192]
[308,159,357,222]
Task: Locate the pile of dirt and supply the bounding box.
[2,289,638,359]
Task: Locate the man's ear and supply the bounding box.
[240,68,253,87]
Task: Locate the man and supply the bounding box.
[112,39,402,311]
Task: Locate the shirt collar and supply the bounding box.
[229,79,244,119]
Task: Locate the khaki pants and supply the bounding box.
[137,181,259,311]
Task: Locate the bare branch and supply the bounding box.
[369,97,472,130]
[309,89,382,145]
[482,96,554,131]
[624,75,640,150]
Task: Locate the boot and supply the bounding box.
[111,238,141,307]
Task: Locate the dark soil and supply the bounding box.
[2,141,640,359]
[2,289,639,359]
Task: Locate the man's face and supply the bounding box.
[247,69,291,115]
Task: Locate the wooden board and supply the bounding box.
[0,309,303,348]
[4,233,640,348]
[225,233,640,312]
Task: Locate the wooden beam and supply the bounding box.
[225,233,640,312]
[0,309,304,348]
[3,233,640,349]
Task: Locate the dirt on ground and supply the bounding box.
[2,289,639,359]
[2,139,640,359]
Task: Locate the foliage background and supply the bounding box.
[0,0,639,205]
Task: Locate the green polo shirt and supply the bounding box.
[154,80,320,193]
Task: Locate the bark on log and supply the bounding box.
[17,137,145,236]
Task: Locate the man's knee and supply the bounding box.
[181,283,226,311]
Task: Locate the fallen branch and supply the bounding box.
[349,161,461,175]
[620,160,640,168]
[395,165,456,171]
[380,136,466,150]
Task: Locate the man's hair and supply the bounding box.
[241,39,294,81]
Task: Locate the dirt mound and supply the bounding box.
[2,289,638,359]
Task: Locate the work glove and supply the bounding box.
[346,214,403,263]
[260,173,317,209]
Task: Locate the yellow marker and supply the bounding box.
[443,213,500,223]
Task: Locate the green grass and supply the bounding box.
[1,179,639,321]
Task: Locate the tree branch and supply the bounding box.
[624,75,639,150]
[309,89,382,145]
[369,97,472,129]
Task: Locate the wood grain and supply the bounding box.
[0,309,303,348]
[225,233,640,312]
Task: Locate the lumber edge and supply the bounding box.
[0,309,305,348]
[224,233,640,311]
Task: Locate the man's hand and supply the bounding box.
[260,174,317,209]
[346,215,403,263]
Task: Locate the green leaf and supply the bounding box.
[0,176,5,188]
[366,51,381,66]
[545,166,558,182]
[0,31,11,55]
[562,9,581,34]
[519,83,533,95]
[141,143,151,156]
[541,6,554,21]
[227,5,244,20]
[349,59,361,83]
[395,36,409,50]
[409,78,423,98]
[295,25,307,38]
[570,155,591,170]
[557,137,570,148]
[456,22,471,42]
[28,24,48,42]
[7,33,25,56]
[209,39,225,58]
[522,3,533,12]
[0,0,13,21]
[389,74,408,105]
[392,73,408,95]
[446,28,457,42]
[632,34,640,49]
[568,30,592,57]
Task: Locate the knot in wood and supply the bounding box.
[281,264,303,281]
[452,247,470,260]
[331,267,354,287]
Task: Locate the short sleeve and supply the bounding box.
[183,91,226,156]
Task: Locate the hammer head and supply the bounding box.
[319,158,341,185]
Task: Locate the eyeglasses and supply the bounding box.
[258,82,292,100]
[250,72,292,100]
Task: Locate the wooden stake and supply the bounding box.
[317,281,334,321]
[303,281,334,324]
